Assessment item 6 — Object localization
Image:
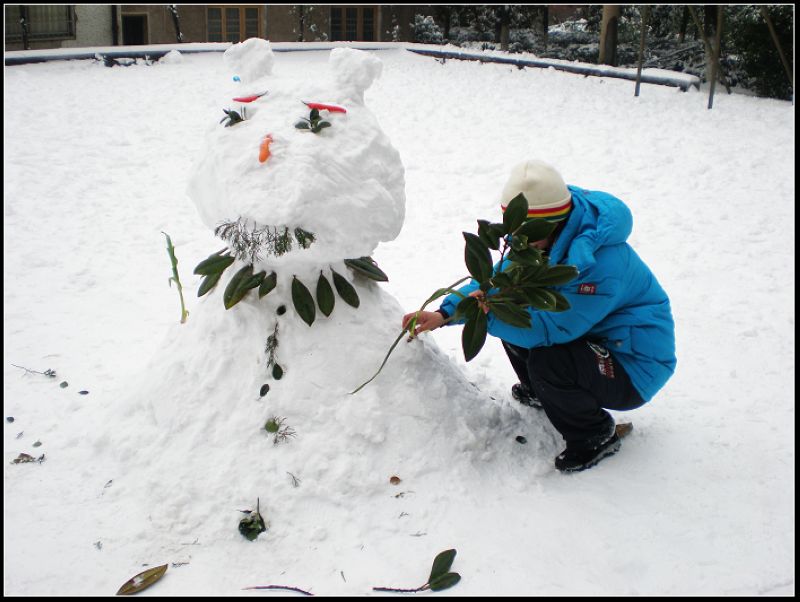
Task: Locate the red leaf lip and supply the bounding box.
[302,101,347,113]
[232,91,268,103]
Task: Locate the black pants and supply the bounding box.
[503,339,645,444]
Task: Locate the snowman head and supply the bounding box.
[188,41,405,269]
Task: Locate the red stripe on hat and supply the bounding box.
[525,199,572,216]
[501,199,572,216]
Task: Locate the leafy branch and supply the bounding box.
[373,549,461,593]
[351,194,578,394]
[220,107,246,127]
[238,498,268,541]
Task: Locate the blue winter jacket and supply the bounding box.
[439,185,676,402]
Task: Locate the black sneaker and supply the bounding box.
[555,433,621,473]
[511,383,542,409]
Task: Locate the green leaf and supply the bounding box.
[295,121,310,129]
[454,295,480,321]
[534,265,579,287]
[523,287,558,311]
[238,510,267,541]
[508,247,544,268]
[428,572,461,592]
[310,108,320,120]
[429,549,457,583]
[344,257,389,282]
[194,252,234,276]
[198,271,223,297]
[502,193,529,235]
[490,272,513,289]
[511,233,529,251]
[272,364,283,380]
[223,264,254,309]
[331,269,360,308]
[550,290,571,312]
[463,232,493,283]
[258,271,278,298]
[515,217,556,243]
[246,271,266,290]
[316,272,335,317]
[291,276,316,326]
[116,564,168,595]
[477,220,502,251]
[488,301,532,328]
[462,311,488,362]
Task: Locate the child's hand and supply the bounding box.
[469,290,490,314]
[401,310,444,337]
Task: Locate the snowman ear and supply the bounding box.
[328,48,383,103]
[223,38,275,83]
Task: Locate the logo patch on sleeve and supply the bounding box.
[578,283,597,295]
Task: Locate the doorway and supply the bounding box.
[122,15,147,45]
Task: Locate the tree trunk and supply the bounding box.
[542,6,549,51]
[599,5,621,66]
[500,23,510,51]
[707,6,723,109]
[678,6,689,43]
[297,5,305,42]
[703,5,716,72]
[635,6,650,97]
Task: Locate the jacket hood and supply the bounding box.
[549,185,633,271]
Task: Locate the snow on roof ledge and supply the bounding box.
[4,41,700,91]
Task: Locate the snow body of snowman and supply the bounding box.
[108,40,554,546]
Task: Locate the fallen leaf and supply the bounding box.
[116,564,168,595]
[389,476,401,485]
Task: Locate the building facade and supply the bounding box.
[4,5,434,50]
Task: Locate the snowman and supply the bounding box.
[106,40,552,550]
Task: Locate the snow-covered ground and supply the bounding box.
[3,45,794,596]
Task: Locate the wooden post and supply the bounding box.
[635,5,650,97]
[759,5,793,92]
[687,6,731,94]
[19,5,30,50]
[599,5,621,65]
[707,6,723,109]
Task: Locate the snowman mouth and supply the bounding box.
[214,217,315,263]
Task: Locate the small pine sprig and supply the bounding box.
[294,108,331,134]
[214,218,315,263]
[264,416,296,445]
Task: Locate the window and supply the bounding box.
[330,6,375,42]
[207,6,260,43]
[5,5,76,43]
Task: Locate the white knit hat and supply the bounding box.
[500,160,572,222]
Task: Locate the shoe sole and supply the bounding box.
[512,391,543,410]
[556,438,622,473]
